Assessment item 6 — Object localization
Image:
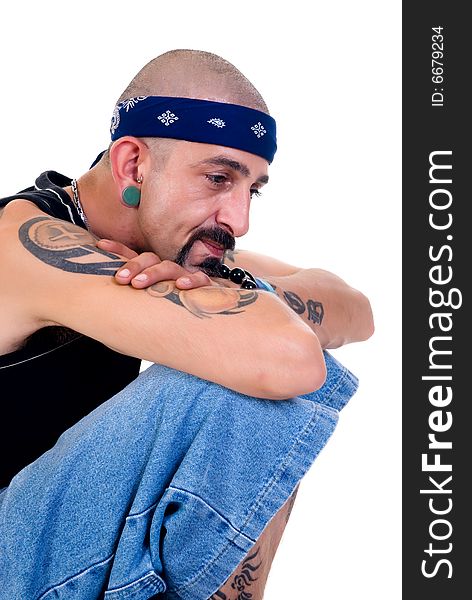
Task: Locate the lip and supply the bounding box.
[201,239,225,258]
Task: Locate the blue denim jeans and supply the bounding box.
[0,351,357,600]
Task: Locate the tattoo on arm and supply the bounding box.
[224,249,241,263]
[19,216,125,275]
[270,284,324,326]
[19,217,260,319]
[306,298,325,325]
[209,547,262,600]
[146,281,258,319]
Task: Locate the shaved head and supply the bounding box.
[100,50,269,168]
[92,50,271,261]
[117,49,269,113]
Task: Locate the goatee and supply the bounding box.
[175,226,235,277]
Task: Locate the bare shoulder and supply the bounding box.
[0,201,54,352]
[2,199,125,275]
[1,199,65,240]
[0,197,46,221]
[1,201,125,353]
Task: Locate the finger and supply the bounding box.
[97,239,138,260]
[130,260,191,288]
[115,252,162,284]
[175,270,212,289]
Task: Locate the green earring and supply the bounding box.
[122,186,141,207]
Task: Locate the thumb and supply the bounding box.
[97,239,138,259]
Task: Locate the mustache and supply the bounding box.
[174,227,235,273]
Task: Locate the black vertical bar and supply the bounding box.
[403,3,469,598]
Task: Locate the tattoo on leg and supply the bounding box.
[146,281,259,319]
[19,217,125,275]
[285,486,300,524]
[209,547,262,600]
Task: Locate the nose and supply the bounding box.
[215,190,251,238]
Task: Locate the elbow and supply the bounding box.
[357,292,375,341]
[283,344,327,399]
[336,289,374,346]
[256,329,327,401]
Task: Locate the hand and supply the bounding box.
[96,239,212,289]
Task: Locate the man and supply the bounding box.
[0,50,373,599]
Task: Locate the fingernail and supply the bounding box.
[117,269,130,278]
[133,273,148,282]
[99,239,112,244]
[177,277,192,286]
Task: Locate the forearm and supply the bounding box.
[224,250,374,349]
[48,279,326,400]
[94,244,374,350]
[3,204,327,401]
[265,269,374,348]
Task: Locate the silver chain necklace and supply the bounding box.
[70,179,89,229]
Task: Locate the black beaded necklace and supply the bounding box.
[217,264,258,289]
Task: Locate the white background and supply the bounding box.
[0,1,401,598]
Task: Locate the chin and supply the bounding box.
[196,256,224,277]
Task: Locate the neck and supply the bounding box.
[70,166,144,249]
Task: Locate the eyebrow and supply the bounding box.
[193,156,269,185]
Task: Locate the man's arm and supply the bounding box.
[1,201,325,400]
[224,249,375,349]
[101,241,374,350]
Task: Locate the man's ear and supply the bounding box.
[109,136,150,191]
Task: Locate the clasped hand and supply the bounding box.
[97,239,212,290]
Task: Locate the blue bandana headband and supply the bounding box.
[109,96,277,163]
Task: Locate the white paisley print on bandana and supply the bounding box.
[110,105,121,135]
[158,110,179,126]
[207,118,226,128]
[251,122,266,138]
[121,96,148,112]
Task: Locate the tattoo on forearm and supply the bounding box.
[277,288,324,325]
[19,217,125,275]
[224,249,241,263]
[209,547,262,600]
[282,290,305,314]
[306,299,324,325]
[19,217,259,319]
[146,281,258,319]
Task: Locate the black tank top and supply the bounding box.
[0,172,141,487]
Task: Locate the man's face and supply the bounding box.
[137,141,269,275]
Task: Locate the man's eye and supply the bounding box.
[206,174,228,186]
[250,189,262,198]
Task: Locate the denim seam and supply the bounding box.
[319,364,349,402]
[37,554,115,599]
[324,365,349,403]
[239,402,328,528]
[170,401,330,594]
[127,500,159,520]
[123,373,211,521]
[326,366,348,398]
[104,570,164,597]
[166,485,256,543]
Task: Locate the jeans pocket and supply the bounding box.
[104,571,166,599]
